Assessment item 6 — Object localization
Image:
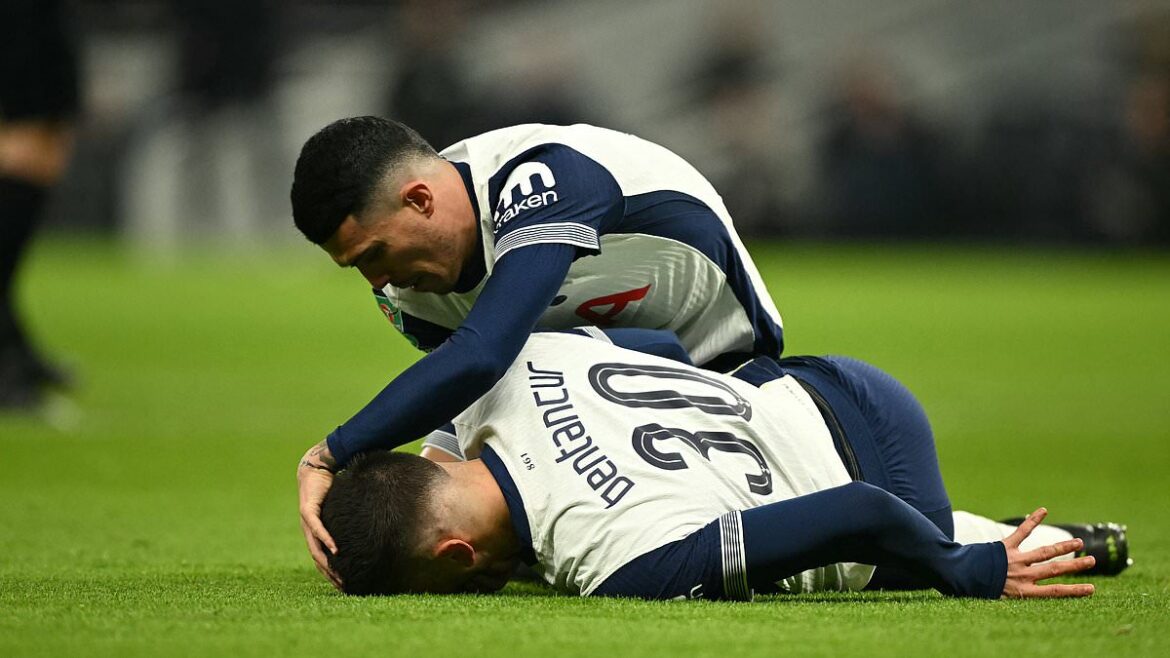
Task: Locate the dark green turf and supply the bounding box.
[2,239,1168,657]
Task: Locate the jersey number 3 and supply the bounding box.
[588,362,773,495]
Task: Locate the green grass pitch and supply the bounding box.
[2,239,1168,657]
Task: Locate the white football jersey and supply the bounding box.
[376,123,783,368]
[452,333,874,597]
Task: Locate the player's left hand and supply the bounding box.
[297,441,342,590]
[1000,507,1096,598]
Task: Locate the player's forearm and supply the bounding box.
[740,482,1007,598]
[325,244,576,466]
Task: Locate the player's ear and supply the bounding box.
[434,538,475,569]
[401,181,434,217]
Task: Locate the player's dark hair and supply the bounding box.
[320,451,446,595]
[290,116,438,244]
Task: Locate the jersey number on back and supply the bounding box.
[588,362,772,495]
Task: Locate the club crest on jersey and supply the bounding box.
[493,161,559,229]
[373,292,423,349]
[373,292,404,331]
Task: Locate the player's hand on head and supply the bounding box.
[297,441,342,590]
[1001,507,1096,599]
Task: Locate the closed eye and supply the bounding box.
[353,243,385,268]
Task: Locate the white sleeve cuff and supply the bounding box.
[494,222,601,261]
[421,429,465,461]
[718,510,753,601]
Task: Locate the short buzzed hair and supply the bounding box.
[290,116,438,244]
[320,451,446,595]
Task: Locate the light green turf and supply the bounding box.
[2,239,1168,657]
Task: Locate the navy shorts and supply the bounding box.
[772,355,953,538]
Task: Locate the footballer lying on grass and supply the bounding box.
[318,330,1129,600]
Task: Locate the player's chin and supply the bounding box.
[412,275,446,294]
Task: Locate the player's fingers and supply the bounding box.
[302,523,343,589]
[1004,507,1047,548]
[303,526,329,571]
[1021,537,1083,564]
[300,513,332,563]
[304,510,338,555]
[315,559,343,590]
[313,556,343,590]
[301,519,329,564]
[1035,555,1096,580]
[1024,582,1095,598]
[307,534,329,568]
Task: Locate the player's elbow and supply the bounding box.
[840,481,906,532]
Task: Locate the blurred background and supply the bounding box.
[37,0,1170,249]
[4,4,1170,653]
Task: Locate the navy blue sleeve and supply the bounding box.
[735,482,1007,599]
[595,482,1006,600]
[325,243,576,466]
[601,329,693,365]
[557,327,693,365]
[489,144,624,262]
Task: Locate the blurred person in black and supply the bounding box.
[688,8,786,237]
[385,0,494,152]
[819,56,950,239]
[170,0,281,238]
[385,0,591,152]
[1084,12,1170,245]
[1085,73,1170,245]
[0,0,79,409]
[174,0,276,113]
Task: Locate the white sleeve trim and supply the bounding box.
[421,429,465,461]
[494,222,600,261]
[576,325,612,343]
[719,511,753,601]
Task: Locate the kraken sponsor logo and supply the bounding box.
[494,162,559,229]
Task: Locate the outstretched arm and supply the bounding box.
[733,482,1093,599]
[598,481,1095,600]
